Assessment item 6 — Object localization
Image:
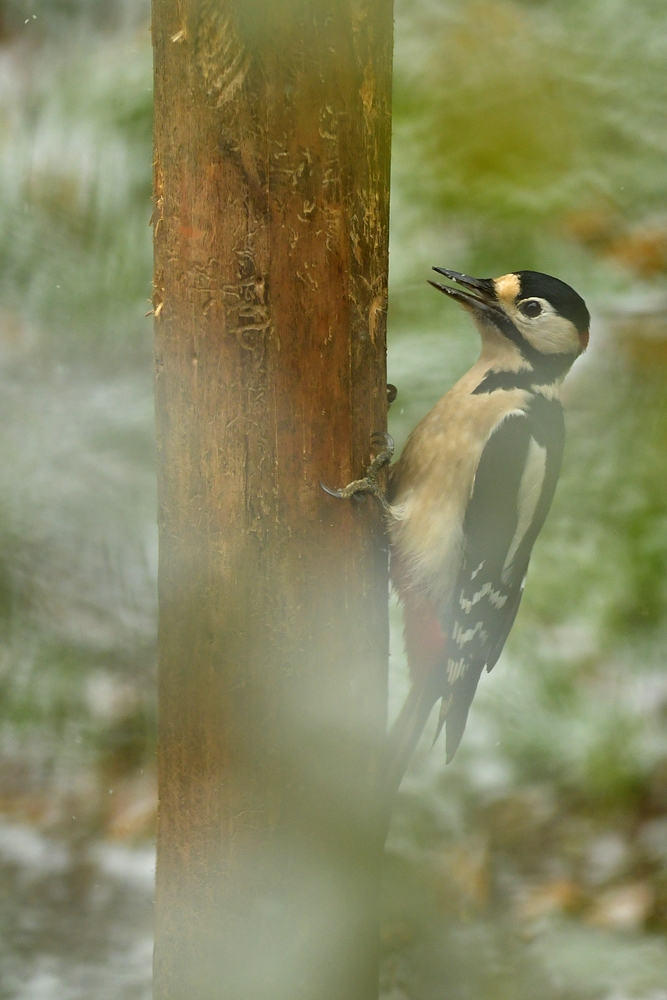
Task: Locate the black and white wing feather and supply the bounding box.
[440,395,565,762]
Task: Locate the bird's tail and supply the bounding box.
[385,676,441,799]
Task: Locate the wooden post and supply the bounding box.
[152,2,393,998]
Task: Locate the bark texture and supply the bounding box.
[152,2,393,998]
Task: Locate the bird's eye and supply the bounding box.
[518,299,543,318]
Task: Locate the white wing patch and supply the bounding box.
[453,620,487,648]
[470,561,485,580]
[502,435,547,583]
[488,587,509,609]
[447,657,467,683]
[459,580,508,612]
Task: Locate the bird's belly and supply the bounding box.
[389,489,466,607]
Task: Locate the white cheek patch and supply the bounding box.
[502,435,547,582]
[515,307,580,355]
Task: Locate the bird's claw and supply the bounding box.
[370,430,394,451]
[320,482,345,500]
[320,481,367,504]
[320,432,394,513]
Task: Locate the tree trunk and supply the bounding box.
[151,2,393,999]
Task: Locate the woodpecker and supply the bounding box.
[323,268,590,795]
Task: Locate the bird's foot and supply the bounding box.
[320,432,394,513]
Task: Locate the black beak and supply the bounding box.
[429,268,501,318]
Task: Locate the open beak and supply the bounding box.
[428,267,502,318]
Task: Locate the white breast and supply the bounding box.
[388,371,531,608]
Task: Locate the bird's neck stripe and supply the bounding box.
[472,365,567,394]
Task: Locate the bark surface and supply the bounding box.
[152,2,393,998]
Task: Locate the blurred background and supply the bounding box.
[0,0,666,997]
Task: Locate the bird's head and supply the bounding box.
[429,268,590,373]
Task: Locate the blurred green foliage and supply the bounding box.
[0,0,666,995]
[0,0,146,35]
[0,27,153,362]
[0,7,156,843]
[392,0,667,278]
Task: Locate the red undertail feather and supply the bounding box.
[385,582,449,797]
[402,590,446,683]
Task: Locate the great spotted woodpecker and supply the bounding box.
[323,269,590,795]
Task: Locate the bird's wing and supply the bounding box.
[440,398,565,762]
